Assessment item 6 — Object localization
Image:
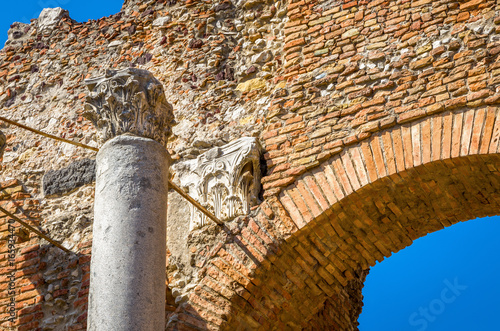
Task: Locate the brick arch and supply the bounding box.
[278,106,500,266]
[181,106,500,330]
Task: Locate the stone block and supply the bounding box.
[42,159,96,196]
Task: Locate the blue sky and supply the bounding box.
[359,216,500,331]
[0,0,123,46]
[1,1,499,330]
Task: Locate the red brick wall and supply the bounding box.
[1,0,500,329]
[260,0,500,198]
[0,180,91,330]
[179,107,500,330]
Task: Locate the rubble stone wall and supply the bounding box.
[0,0,499,330]
[0,179,91,331]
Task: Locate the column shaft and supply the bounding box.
[88,135,169,331]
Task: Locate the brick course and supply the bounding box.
[191,107,500,330]
[1,0,500,329]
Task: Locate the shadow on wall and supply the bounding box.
[181,121,500,330]
[0,179,90,330]
[33,243,91,331]
[1,237,92,330]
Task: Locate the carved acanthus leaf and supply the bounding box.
[84,68,174,146]
[175,137,262,231]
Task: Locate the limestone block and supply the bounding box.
[236,78,266,93]
[37,8,70,32]
[42,159,96,196]
[152,16,171,27]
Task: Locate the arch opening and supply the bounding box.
[216,107,500,330]
[358,215,500,331]
[181,107,500,331]
[218,154,500,330]
[217,152,500,330]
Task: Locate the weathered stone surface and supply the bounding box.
[84,68,175,147]
[174,137,262,230]
[5,22,31,46]
[89,135,169,331]
[42,158,96,196]
[1,0,500,330]
[37,7,71,32]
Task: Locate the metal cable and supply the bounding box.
[0,116,223,227]
[0,204,70,253]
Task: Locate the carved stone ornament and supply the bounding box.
[175,137,262,231]
[84,68,174,146]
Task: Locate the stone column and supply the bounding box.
[84,68,174,331]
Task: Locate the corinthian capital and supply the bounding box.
[174,137,262,231]
[84,68,174,146]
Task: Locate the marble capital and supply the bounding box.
[84,68,174,146]
[175,137,262,231]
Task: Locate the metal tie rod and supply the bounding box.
[0,116,223,225]
[0,204,70,253]
[0,115,99,152]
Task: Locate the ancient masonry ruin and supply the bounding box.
[1,0,500,330]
